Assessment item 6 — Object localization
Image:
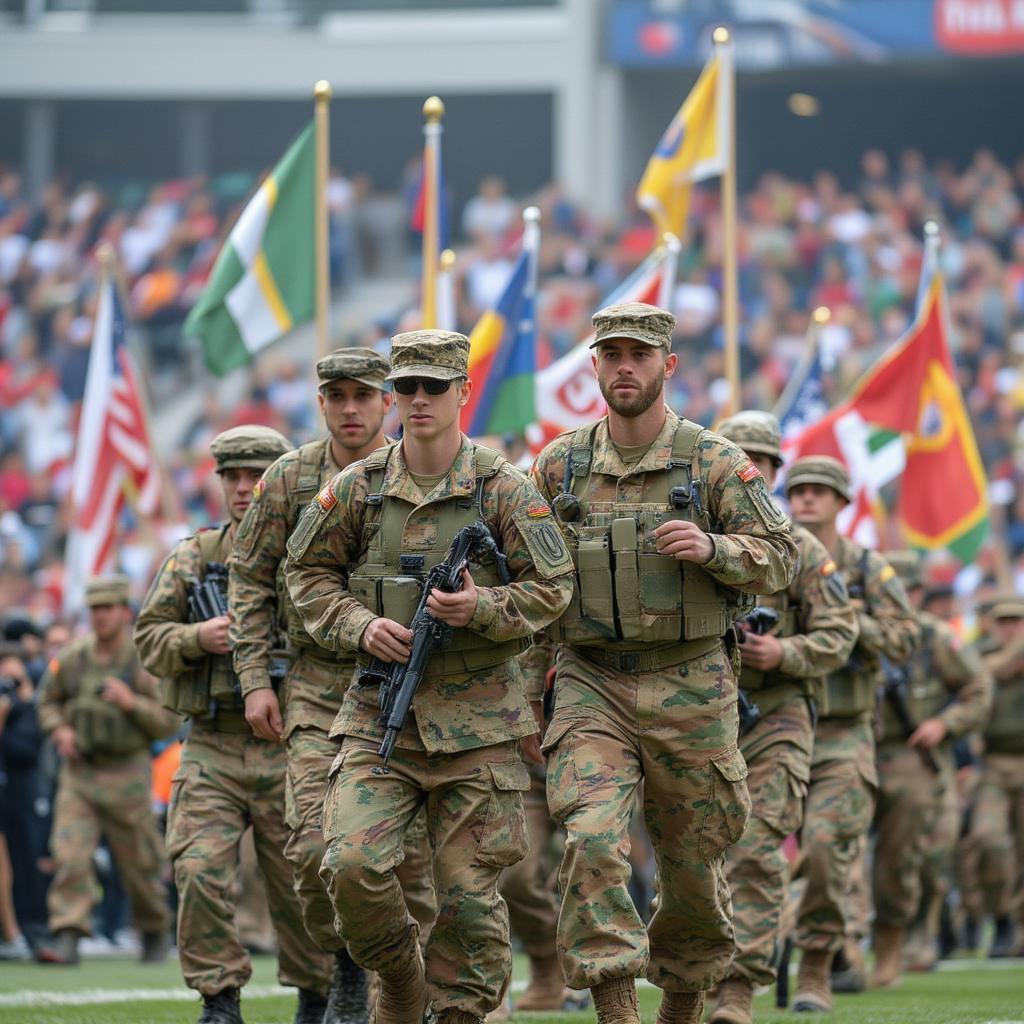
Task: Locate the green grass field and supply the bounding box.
[1,954,1022,1024]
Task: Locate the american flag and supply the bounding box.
[64,270,160,613]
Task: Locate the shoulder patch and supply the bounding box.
[253,478,265,501]
[820,561,849,604]
[740,472,789,534]
[526,501,552,519]
[48,657,60,675]
[315,483,337,513]
[879,564,896,584]
[513,505,574,580]
[737,461,762,483]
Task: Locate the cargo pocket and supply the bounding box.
[475,760,531,868]
[758,760,809,837]
[165,761,202,861]
[697,748,751,862]
[541,716,582,823]
[320,750,349,843]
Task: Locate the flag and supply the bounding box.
[185,123,315,377]
[529,244,674,449]
[462,215,539,436]
[65,272,161,613]
[636,45,730,236]
[788,276,988,561]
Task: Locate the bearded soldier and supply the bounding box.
[531,304,798,1024]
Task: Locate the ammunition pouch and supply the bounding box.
[985,679,1024,754]
[738,605,799,692]
[820,659,877,719]
[70,694,150,760]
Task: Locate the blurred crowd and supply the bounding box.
[2,146,1024,630]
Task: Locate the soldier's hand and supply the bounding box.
[198,615,232,655]
[245,689,283,742]
[653,520,715,564]
[361,618,412,663]
[739,632,783,671]
[426,568,479,628]
[52,724,80,761]
[908,716,947,750]
[101,676,136,711]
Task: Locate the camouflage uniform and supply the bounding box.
[784,457,918,1012]
[134,426,333,1008]
[972,597,1024,950]
[709,414,859,1022]
[872,555,991,950]
[229,349,436,968]
[531,307,797,1020]
[285,331,574,1023]
[37,576,178,951]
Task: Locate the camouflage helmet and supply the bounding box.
[316,347,390,391]
[990,594,1024,620]
[882,550,924,591]
[717,411,783,468]
[386,330,470,382]
[210,425,294,472]
[85,574,131,607]
[785,455,851,503]
[590,302,675,352]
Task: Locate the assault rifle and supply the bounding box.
[360,522,511,765]
[735,607,780,735]
[188,562,229,622]
[880,657,941,774]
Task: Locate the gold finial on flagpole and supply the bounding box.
[813,306,831,325]
[440,248,456,272]
[712,26,730,44]
[423,96,445,123]
[314,80,332,102]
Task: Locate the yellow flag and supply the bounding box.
[637,49,729,236]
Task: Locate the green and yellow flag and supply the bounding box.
[185,123,315,376]
[637,48,729,236]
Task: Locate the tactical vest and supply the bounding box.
[820,549,877,719]
[346,443,528,675]
[279,441,331,651]
[879,621,945,744]
[66,641,151,759]
[546,420,733,650]
[162,526,245,717]
[739,589,800,692]
[985,673,1024,754]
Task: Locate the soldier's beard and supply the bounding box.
[599,375,664,418]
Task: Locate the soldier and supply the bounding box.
[971,594,1024,958]
[708,413,859,1024]
[784,456,918,1013]
[134,426,332,1024]
[285,329,574,1024]
[531,304,798,1024]
[229,349,436,1024]
[36,574,179,966]
[870,551,991,987]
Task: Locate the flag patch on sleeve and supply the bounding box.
[737,462,762,483]
[315,484,337,513]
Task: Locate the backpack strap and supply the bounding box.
[471,444,507,514]
[294,441,326,503]
[195,524,230,574]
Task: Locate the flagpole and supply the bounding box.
[714,26,739,415]
[773,305,829,418]
[658,232,682,310]
[421,96,444,329]
[314,80,332,361]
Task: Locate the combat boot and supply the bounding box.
[961,914,980,952]
[989,916,1016,958]
[436,1011,479,1024]
[295,988,328,1024]
[708,978,753,1024]
[37,928,80,965]
[792,949,832,1013]
[372,944,428,1024]
[871,925,904,988]
[198,987,243,1024]
[590,977,640,1024]
[324,949,370,1024]
[139,930,171,964]
[655,990,704,1024]
[515,956,570,1011]
[829,940,865,993]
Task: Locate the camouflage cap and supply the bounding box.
[785,455,851,503]
[386,330,470,382]
[590,302,675,351]
[210,425,294,472]
[316,347,390,391]
[85,574,131,607]
[990,594,1024,620]
[717,411,783,467]
[882,550,924,590]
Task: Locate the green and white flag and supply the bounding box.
[185,122,315,376]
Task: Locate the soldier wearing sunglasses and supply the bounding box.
[285,329,574,1024]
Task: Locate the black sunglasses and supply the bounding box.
[393,377,458,396]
